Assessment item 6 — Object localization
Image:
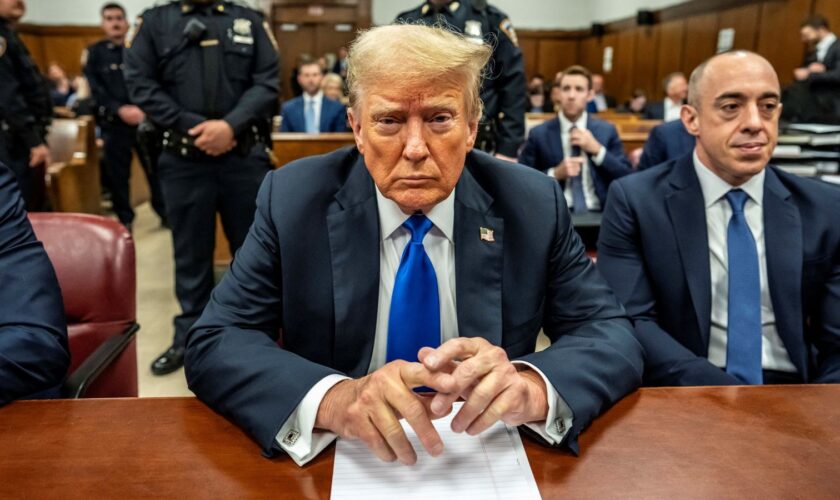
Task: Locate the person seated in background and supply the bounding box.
[45,62,75,107]
[518,65,632,214]
[320,72,345,103]
[332,46,349,79]
[65,76,95,117]
[0,162,70,406]
[598,51,840,387]
[618,88,648,114]
[527,74,551,112]
[548,82,562,112]
[280,61,348,133]
[637,119,695,170]
[586,73,616,113]
[185,24,643,466]
[644,72,687,121]
[785,14,840,123]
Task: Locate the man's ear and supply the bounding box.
[466,118,478,151]
[681,105,700,137]
[347,108,365,155]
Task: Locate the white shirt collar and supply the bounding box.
[692,150,765,208]
[375,185,455,243]
[558,111,587,132]
[817,33,837,53]
[304,90,323,103]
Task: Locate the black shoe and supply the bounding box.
[151,346,185,375]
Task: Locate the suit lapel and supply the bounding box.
[763,168,806,378]
[294,98,306,132]
[327,154,380,377]
[665,156,713,349]
[454,154,504,346]
[546,118,564,166]
[318,97,329,132]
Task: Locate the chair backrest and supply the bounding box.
[29,213,138,397]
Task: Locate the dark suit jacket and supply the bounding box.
[642,100,665,120]
[518,115,632,208]
[807,39,840,117]
[597,155,840,386]
[0,162,69,406]
[587,94,616,113]
[637,120,695,170]
[185,147,643,456]
[279,94,347,133]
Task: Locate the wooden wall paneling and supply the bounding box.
[518,35,539,79]
[681,12,719,75]
[756,0,814,85]
[578,36,603,76]
[632,26,660,103]
[536,39,580,83]
[655,19,685,97]
[718,3,762,51]
[814,0,840,30]
[608,31,635,103]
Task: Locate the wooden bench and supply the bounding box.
[46,117,101,214]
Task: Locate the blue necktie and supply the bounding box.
[725,189,763,384]
[305,99,317,134]
[568,125,588,213]
[387,214,441,363]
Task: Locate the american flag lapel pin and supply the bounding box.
[479,226,495,242]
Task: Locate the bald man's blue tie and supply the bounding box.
[725,189,763,384]
[387,214,441,363]
[568,125,588,213]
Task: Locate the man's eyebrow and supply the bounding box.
[714,92,746,103]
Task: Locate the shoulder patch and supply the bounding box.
[499,18,518,48]
[80,48,89,67]
[125,16,143,49]
[0,36,6,59]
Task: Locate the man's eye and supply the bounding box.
[431,114,451,123]
[721,103,739,112]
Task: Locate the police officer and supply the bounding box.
[84,2,167,231]
[0,0,52,209]
[396,0,526,160]
[124,0,279,375]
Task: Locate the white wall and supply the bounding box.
[24,0,686,30]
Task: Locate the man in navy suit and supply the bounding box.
[790,15,840,123]
[186,25,642,466]
[637,119,695,170]
[0,162,69,406]
[519,65,632,213]
[280,61,347,133]
[598,51,840,386]
[644,72,687,122]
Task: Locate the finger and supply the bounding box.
[447,344,507,395]
[422,337,484,371]
[416,393,453,420]
[188,123,206,136]
[451,368,509,433]
[466,389,522,436]
[399,361,456,394]
[385,384,444,459]
[369,400,418,465]
[418,347,459,375]
[358,417,398,463]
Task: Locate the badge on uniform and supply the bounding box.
[464,20,483,44]
[233,18,254,45]
[479,227,495,242]
[499,18,519,48]
[0,36,7,59]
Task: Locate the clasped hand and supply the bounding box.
[315,337,548,465]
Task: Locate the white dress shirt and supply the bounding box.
[816,33,837,63]
[274,186,573,465]
[692,153,797,373]
[303,90,323,133]
[545,112,606,211]
[663,98,682,122]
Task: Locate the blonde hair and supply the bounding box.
[346,23,492,122]
[321,72,344,91]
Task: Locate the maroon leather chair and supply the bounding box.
[29,213,139,398]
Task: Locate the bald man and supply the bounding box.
[597,51,840,386]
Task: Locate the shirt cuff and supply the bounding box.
[591,146,607,166]
[512,360,573,445]
[275,373,350,466]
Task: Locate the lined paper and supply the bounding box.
[330,402,541,500]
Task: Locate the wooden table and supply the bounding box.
[1,386,837,498]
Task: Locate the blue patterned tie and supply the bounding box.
[725,189,763,384]
[386,214,441,362]
[305,98,317,133]
[569,125,588,213]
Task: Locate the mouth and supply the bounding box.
[398,176,435,187]
[733,142,767,154]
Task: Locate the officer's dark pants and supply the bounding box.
[158,146,270,348]
[0,131,35,209]
[101,124,167,225]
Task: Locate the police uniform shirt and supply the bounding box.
[83,39,132,125]
[395,0,527,157]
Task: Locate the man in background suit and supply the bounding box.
[519,65,632,213]
[637,119,695,170]
[586,73,616,113]
[644,72,687,121]
[186,25,642,467]
[598,51,840,386]
[0,162,69,406]
[791,15,840,123]
[280,60,347,133]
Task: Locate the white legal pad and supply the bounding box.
[330,402,542,500]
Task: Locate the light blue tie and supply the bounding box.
[304,98,317,134]
[386,214,440,363]
[725,189,763,384]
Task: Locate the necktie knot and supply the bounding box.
[403,214,433,244]
[725,189,749,214]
